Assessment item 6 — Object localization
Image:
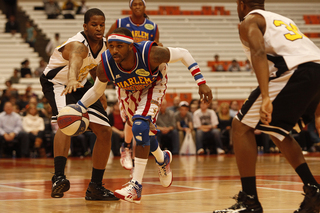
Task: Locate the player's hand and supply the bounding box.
[61,79,84,95]
[260,96,272,125]
[315,116,320,136]
[199,84,213,103]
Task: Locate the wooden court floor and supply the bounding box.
[0,153,320,213]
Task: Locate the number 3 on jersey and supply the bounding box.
[273,20,305,41]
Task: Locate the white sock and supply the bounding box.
[132,157,148,183]
[152,146,164,164]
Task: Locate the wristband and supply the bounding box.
[189,63,206,86]
[77,100,87,110]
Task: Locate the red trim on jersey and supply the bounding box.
[153,74,168,124]
[101,54,110,82]
[142,81,156,117]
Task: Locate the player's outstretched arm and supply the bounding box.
[61,41,88,95]
[77,62,108,109]
[150,46,213,103]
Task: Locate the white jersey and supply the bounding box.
[242,10,320,76]
[43,31,107,85]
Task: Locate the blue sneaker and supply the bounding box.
[155,150,173,188]
[114,180,142,204]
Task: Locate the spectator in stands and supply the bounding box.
[3,80,18,98]
[23,21,37,48]
[212,54,224,72]
[193,101,225,155]
[35,103,56,157]
[34,58,47,77]
[3,0,17,18]
[244,59,252,72]
[175,101,195,149]
[46,33,61,57]
[307,118,320,152]
[229,100,239,117]
[62,0,77,19]
[76,0,89,15]
[0,102,29,158]
[108,102,125,156]
[167,96,180,113]
[228,59,241,72]
[210,99,219,113]
[10,68,20,83]
[20,59,32,78]
[156,99,180,155]
[22,103,45,156]
[5,15,20,36]
[217,102,233,153]
[254,130,272,153]
[45,0,61,19]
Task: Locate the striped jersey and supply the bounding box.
[242,9,320,76]
[43,31,107,85]
[101,40,167,92]
[116,17,158,43]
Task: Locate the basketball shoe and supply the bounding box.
[120,143,133,170]
[213,191,263,213]
[114,180,142,204]
[51,174,70,198]
[156,150,173,188]
[294,184,320,213]
[85,182,119,201]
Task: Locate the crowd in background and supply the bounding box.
[1,1,320,158]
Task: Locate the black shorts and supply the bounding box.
[40,74,110,127]
[236,62,320,141]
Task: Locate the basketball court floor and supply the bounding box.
[1,153,319,213]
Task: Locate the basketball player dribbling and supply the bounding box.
[105,0,162,171]
[77,27,212,203]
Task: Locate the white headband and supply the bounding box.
[129,0,146,7]
[108,34,134,44]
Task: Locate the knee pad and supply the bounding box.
[132,119,150,146]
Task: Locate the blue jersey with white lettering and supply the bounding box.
[117,17,158,43]
[101,41,163,92]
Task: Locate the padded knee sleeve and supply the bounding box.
[132,119,150,146]
[150,136,159,152]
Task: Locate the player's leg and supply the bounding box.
[40,77,72,198]
[114,118,150,203]
[51,130,72,198]
[85,122,119,201]
[83,97,119,201]
[271,134,320,213]
[120,122,134,170]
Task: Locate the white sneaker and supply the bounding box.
[120,144,133,170]
[217,148,225,154]
[155,150,173,188]
[114,180,142,204]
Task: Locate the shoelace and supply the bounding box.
[158,163,168,176]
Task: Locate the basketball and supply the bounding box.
[57,104,90,136]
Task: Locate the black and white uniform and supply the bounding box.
[40,31,110,127]
[237,9,320,141]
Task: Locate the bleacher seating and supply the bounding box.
[0,2,319,101]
